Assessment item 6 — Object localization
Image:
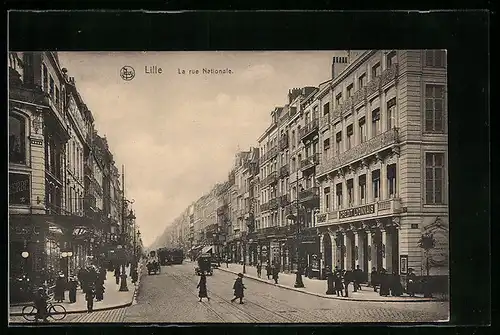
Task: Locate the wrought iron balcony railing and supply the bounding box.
[279,135,289,150]
[279,164,290,178]
[300,153,320,171]
[269,198,279,210]
[317,128,399,177]
[298,186,320,203]
[299,118,319,140]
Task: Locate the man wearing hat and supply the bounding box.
[406,268,416,297]
[34,287,49,322]
[231,273,246,304]
[54,273,66,302]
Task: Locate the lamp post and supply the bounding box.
[287,200,305,288]
[61,250,73,282]
[242,235,247,274]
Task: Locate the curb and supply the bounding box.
[10,266,143,317]
[216,267,440,303]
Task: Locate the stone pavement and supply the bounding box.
[10,265,141,316]
[217,263,436,302]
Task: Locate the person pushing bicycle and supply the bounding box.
[34,287,49,322]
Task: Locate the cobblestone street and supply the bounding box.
[10,263,448,324]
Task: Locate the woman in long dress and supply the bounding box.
[197,273,209,302]
[231,273,245,304]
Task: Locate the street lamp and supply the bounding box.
[287,202,305,288]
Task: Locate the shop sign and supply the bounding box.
[339,204,375,219]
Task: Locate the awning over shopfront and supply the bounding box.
[201,245,214,254]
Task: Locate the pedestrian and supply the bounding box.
[406,268,416,297]
[114,267,121,285]
[370,267,378,292]
[379,268,390,296]
[34,287,49,323]
[85,285,95,313]
[54,273,66,302]
[266,262,272,280]
[197,273,210,302]
[68,276,78,303]
[353,265,363,292]
[334,267,343,297]
[325,266,335,295]
[343,270,351,297]
[231,273,245,304]
[256,262,262,278]
[272,264,279,284]
[390,271,403,296]
[95,279,105,301]
[77,267,86,292]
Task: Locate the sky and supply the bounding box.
[58,51,338,247]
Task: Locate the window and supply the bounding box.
[347,83,353,97]
[372,108,381,136]
[346,124,353,150]
[386,51,397,67]
[387,164,397,198]
[359,175,367,204]
[359,117,367,143]
[49,76,55,100]
[387,98,397,130]
[347,179,354,206]
[297,126,301,146]
[336,183,343,208]
[425,85,445,132]
[55,86,60,107]
[335,131,342,155]
[358,73,366,88]
[372,62,381,78]
[323,102,330,116]
[323,138,330,160]
[9,114,26,164]
[42,64,48,92]
[372,169,380,199]
[9,173,30,205]
[291,157,296,172]
[324,187,331,211]
[425,153,444,204]
[425,50,445,67]
[335,93,342,106]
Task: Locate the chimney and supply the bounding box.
[61,68,68,81]
[331,54,349,80]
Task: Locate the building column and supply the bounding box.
[386,229,394,273]
[366,230,373,282]
[381,229,387,270]
[354,230,359,267]
[357,230,366,271]
[381,162,388,200]
[344,233,351,270]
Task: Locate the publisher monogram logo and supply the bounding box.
[120,66,135,81]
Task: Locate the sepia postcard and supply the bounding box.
[8,50,450,324]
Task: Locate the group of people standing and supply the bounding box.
[325,265,364,297]
[369,267,407,297]
[255,262,280,284]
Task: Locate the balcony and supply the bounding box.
[279,164,290,178]
[279,194,291,207]
[9,84,48,106]
[299,118,319,142]
[316,211,338,226]
[320,114,331,128]
[261,202,270,212]
[267,171,279,186]
[298,186,320,204]
[376,198,402,215]
[269,198,279,210]
[317,128,400,177]
[279,135,289,150]
[300,153,320,172]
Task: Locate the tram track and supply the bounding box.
[170,269,314,323]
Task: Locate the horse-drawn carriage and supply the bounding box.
[147,251,161,275]
[195,253,213,276]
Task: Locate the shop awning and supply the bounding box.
[201,245,213,254]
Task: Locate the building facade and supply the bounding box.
[315,50,448,282]
[9,52,126,302]
[160,49,448,286]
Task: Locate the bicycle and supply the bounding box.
[22,300,67,322]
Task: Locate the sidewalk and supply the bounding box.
[10,264,143,316]
[217,263,438,302]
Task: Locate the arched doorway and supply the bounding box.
[323,233,332,270]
